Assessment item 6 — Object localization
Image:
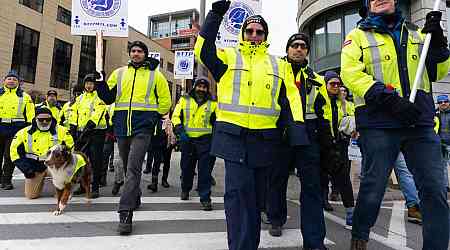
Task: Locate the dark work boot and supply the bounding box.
[269,225,282,237]
[147,176,158,193]
[112,181,123,196]
[350,239,368,250]
[118,210,133,235]
[180,191,189,200]
[161,178,170,188]
[2,177,13,190]
[323,191,333,212]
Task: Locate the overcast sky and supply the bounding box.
[128,0,299,56]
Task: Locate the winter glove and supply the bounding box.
[93,71,106,83]
[83,120,96,133]
[174,124,189,144]
[422,11,448,48]
[382,94,421,126]
[69,125,78,139]
[212,0,231,17]
[14,158,44,179]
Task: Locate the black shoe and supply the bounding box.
[118,210,133,235]
[147,183,158,192]
[0,182,5,189]
[201,201,213,211]
[161,179,170,188]
[211,177,216,186]
[324,201,334,212]
[100,176,107,187]
[3,183,13,190]
[109,166,114,172]
[269,225,282,237]
[180,191,189,200]
[112,182,123,196]
[73,186,86,195]
[135,197,141,210]
[143,168,151,174]
[90,190,100,199]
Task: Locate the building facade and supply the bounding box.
[0,0,178,103]
[297,0,450,97]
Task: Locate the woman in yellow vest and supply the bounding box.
[194,1,303,249]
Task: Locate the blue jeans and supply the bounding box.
[442,144,450,188]
[394,153,420,208]
[354,128,449,250]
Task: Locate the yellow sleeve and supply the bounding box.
[155,71,172,115]
[10,128,27,162]
[69,97,79,126]
[90,95,107,126]
[59,126,74,149]
[106,68,121,90]
[194,35,228,66]
[341,30,377,99]
[171,98,185,127]
[24,94,35,123]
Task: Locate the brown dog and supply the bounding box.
[44,144,92,215]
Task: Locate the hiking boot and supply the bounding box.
[201,201,213,211]
[329,191,340,201]
[161,179,170,188]
[147,176,158,193]
[180,191,189,200]
[111,182,123,196]
[407,204,422,224]
[350,239,368,250]
[118,210,133,235]
[269,225,282,237]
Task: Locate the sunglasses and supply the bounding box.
[438,101,449,104]
[328,82,341,87]
[245,28,266,37]
[290,43,308,50]
[37,117,52,122]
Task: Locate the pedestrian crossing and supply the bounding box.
[0,195,335,250]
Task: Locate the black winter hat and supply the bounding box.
[83,73,97,84]
[194,77,210,91]
[286,33,310,53]
[241,15,269,41]
[128,40,149,58]
[35,106,52,116]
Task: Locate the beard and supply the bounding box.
[37,122,51,131]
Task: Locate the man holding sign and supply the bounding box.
[95,41,171,235]
[341,0,450,249]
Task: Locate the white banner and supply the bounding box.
[216,0,262,48]
[174,51,194,80]
[71,0,128,37]
[348,139,362,162]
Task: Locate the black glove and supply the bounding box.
[83,120,96,132]
[382,94,421,126]
[422,11,447,48]
[69,125,77,139]
[212,0,231,16]
[14,159,38,179]
[94,71,106,83]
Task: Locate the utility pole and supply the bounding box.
[196,0,207,77]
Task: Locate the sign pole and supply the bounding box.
[96,30,104,76]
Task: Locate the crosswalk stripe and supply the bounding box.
[0,196,225,206]
[388,202,407,247]
[0,229,334,250]
[0,210,227,225]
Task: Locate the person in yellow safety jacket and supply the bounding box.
[194,1,304,249]
[318,71,356,231]
[58,84,83,128]
[171,77,217,211]
[341,1,450,249]
[36,90,61,120]
[263,32,327,245]
[70,73,107,199]
[0,70,35,190]
[10,106,73,199]
[95,40,171,235]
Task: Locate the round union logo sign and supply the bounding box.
[81,0,121,18]
[224,2,255,36]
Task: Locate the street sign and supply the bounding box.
[216,0,262,48]
[71,0,129,37]
[174,51,194,80]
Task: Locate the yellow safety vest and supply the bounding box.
[0,87,34,123]
[70,91,107,131]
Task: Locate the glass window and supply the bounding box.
[344,12,360,36]
[51,39,72,90]
[78,36,96,84]
[314,25,326,59]
[11,24,40,83]
[167,62,174,73]
[19,0,44,13]
[447,5,450,39]
[57,6,71,26]
[327,18,342,54]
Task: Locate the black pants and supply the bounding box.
[103,137,115,173]
[320,139,354,208]
[86,130,106,191]
[146,144,164,177]
[0,134,14,185]
[162,144,173,181]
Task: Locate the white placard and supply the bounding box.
[71,0,128,37]
[216,0,262,48]
[348,139,362,162]
[174,51,194,80]
[148,52,161,61]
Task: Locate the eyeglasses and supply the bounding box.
[37,117,52,122]
[438,101,449,104]
[290,42,308,50]
[245,28,266,37]
[328,81,341,87]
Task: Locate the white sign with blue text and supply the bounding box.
[174,51,194,80]
[216,0,262,48]
[71,0,128,37]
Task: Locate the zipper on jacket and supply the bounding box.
[127,68,138,136]
[386,22,410,97]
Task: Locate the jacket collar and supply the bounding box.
[238,41,269,56]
